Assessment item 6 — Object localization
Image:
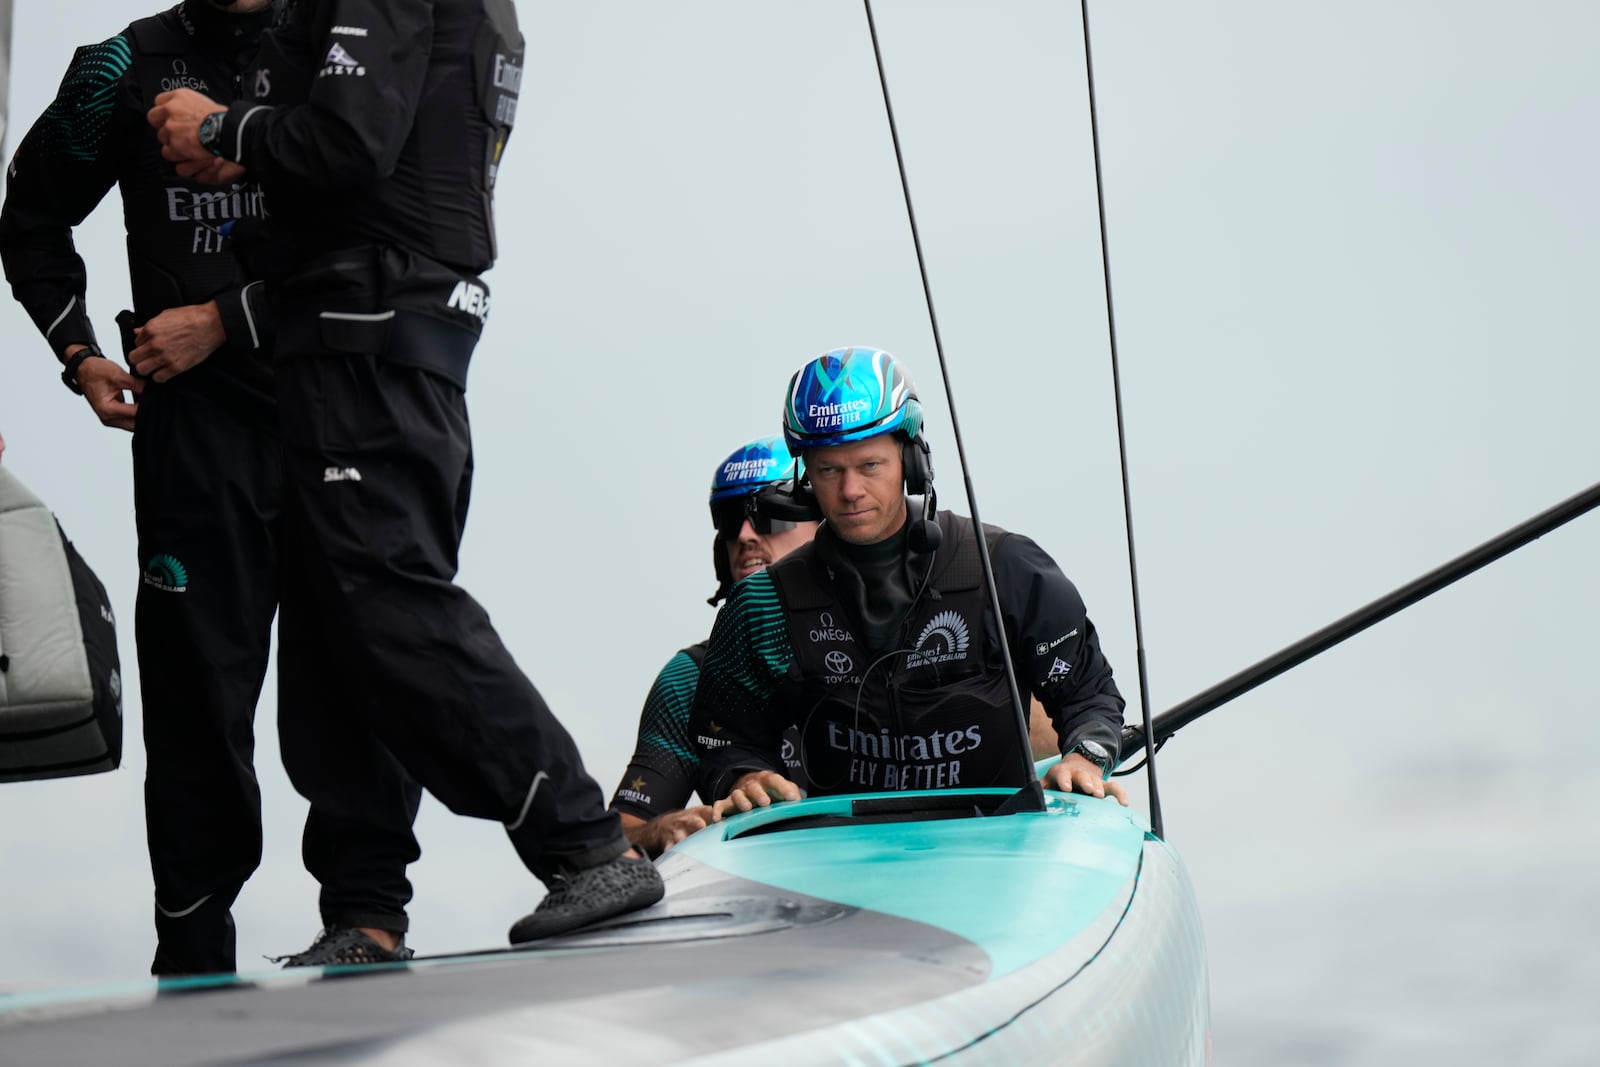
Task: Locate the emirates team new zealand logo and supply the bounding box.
[905,609,970,669]
[142,553,189,593]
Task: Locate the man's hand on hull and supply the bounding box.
[713,771,802,817]
[1042,752,1129,806]
[625,806,716,857]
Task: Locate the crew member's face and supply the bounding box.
[804,436,908,546]
[724,517,818,581]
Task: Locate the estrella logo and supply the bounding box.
[142,553,189,593]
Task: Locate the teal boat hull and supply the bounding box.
[0,787,1209,1064]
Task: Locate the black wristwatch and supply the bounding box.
[1068,738,1113,775]
[60,344,103,395]
[198,110,227,157]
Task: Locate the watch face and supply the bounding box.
[199,113,222,149]
[1079,739,1109,761]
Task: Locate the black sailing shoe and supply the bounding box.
[270,926,415,967]
[508,854,665,944]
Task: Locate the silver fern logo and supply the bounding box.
[906,609,971,669]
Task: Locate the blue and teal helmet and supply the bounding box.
[709,434,800,506]
[782,346,923,455]
[706,435,819,605]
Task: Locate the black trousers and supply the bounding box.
[274,340,626,905]
[132,376,280,976]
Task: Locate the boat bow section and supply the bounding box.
[0,788,1207,1064]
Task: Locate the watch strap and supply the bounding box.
[1069,739,1114,776]
[61,345,103,395]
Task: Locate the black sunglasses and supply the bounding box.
[712,492,803,541]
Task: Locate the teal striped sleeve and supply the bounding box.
[688,570,796,798]
[0,35,134,354]
[37,36,134,165]
[610,650,702,818]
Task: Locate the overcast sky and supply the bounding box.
[2,2,1597,1062]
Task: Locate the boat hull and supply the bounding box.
[0,789,1208,1064]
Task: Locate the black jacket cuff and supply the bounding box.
[213,282,269,352]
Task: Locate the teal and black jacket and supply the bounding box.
[0,1,276,388]
[690,510,1126,800]
[612,641,801,820]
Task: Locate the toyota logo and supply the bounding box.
[825,651,854,674]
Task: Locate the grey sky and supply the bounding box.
[2,2,1597,1061]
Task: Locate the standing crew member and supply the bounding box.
[689,346,1130,811]
[612,436,817,856]
[148,0,664,952]
[0,0,311,976]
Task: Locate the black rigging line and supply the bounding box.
[1079,1,1164,838]
[1123,477,1600,752]
[862,0,1044,811]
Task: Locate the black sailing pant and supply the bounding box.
[274,336,626,906]
[132,374,279,976]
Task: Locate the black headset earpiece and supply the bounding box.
[764,474,822,523]
[901,434,934,496]
[901,433,941,551]
[708,534,733,606]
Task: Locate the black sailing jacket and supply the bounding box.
[214,0,524,277]
[0,0,276,388]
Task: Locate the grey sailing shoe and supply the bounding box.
[272,926,415,967]
[508,854,665,944]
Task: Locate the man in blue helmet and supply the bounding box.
[689,347,1129,809]
[610,436,816,855]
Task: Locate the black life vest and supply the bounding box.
[768,512,1023,796]
[243,0,524,273]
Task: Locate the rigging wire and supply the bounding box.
[1079,0,1165,837]
[862,0,1044,809]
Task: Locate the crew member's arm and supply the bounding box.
[688,571,802,814]
[0,35,142,427]
[153,1,434,188]
[126,280,273,382]
[610,649,715,857]
[991,533,1129,804]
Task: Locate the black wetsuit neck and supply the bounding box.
[819,508,920,657]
